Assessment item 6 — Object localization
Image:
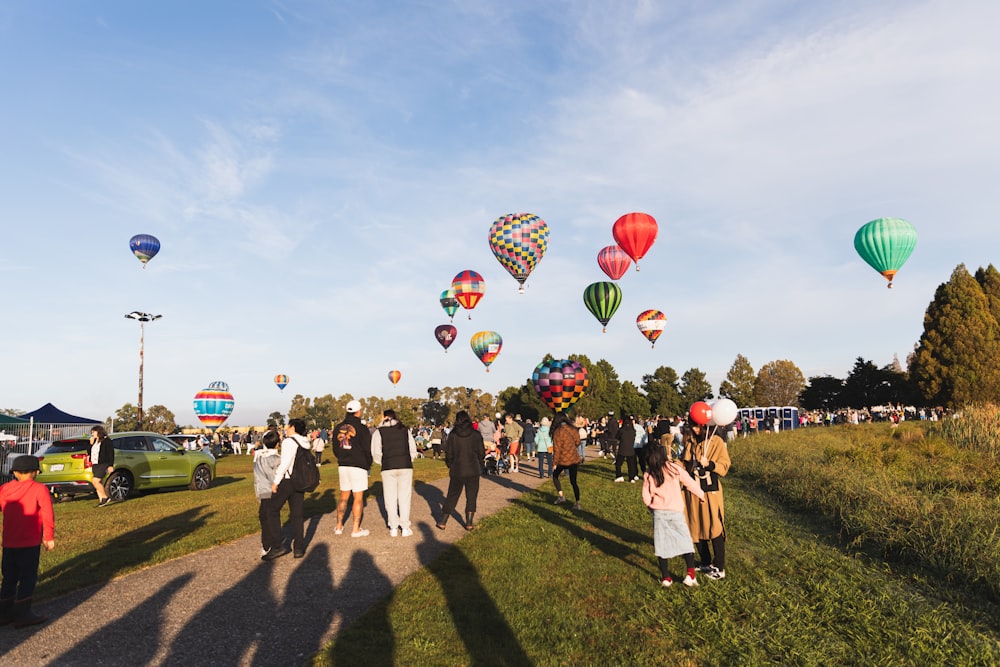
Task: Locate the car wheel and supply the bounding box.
[189,464,212,491]
[106,471,134,500]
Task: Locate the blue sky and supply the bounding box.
[2,1,998,426]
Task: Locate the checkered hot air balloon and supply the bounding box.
[488,213,549,293]
[193,382,235,431]
[452,270,486,319]
[532,359,589,413]
[636,310,667,348]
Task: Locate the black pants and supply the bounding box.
[658,553,695,579]
[614,453,637,480]
[264,479,304,552]
[442,475,480,514]
[636,447,647,474]
[697,535,726,570]
[1,545,41,599]
[552,464,580,501]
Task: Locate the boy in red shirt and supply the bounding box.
[0,454,55,628]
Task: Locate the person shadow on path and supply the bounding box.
[329,550,395,667]
[414,523,532,667]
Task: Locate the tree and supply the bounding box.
[719,354,755,407]
[680,368,713,407]
[641,366,684,417]
[620,381,651,418]
[799,375,844,410]
[267,411,286,428]
[910,264,1000,406]
[754,360,806,406]
[111,403,140,431]
[143,405,177,434]
[422,387,450,426]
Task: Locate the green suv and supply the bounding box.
[36,431,216,501]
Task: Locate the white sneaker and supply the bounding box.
[614,477,625,482]
[351,529,370,538]
[389,528,399,537]
[705,567,726,580]
[683,574,699,587]
[401,528,413,537]
[661,577,673,587]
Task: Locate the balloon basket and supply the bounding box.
[602,326,607,333]
[517,285,525,294]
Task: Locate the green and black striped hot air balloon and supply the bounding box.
[583,281,622,332]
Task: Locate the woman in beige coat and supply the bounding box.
[681,422,731,580]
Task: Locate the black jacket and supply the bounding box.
[332,413,373,471]
[444,422,485,478]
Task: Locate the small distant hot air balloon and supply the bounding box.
[193,381,235,431]
[636,310,667,348]
[583,281,623,332]
[435,324,457,352]
[388,370,402,385]
[597,245,632,281]
[532,359,589,413]
[854,217,917,288]
[274,374,289,391]
[488,213,549,293]
[452,270,486,319]
[470,331,502,372]
[612,212,658,270]
[129,234,160,268]
[440,289,460,322]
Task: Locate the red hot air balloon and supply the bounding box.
[597,245,632,280]
[612,212,658,270]
[388,370,402,385]
[451,270,486,320]
[434,324,457,352]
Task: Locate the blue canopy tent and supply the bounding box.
[16,403,104,454]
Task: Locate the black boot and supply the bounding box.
[436,510,448,530]
[0,597,13,626]
[12,598,47,628]
[465,512,475,531]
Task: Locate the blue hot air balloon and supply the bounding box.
[129,234,161,268]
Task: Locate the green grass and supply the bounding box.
[36,454,449,601]
[318,441,1000,667]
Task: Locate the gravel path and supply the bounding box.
[0,466,552,666]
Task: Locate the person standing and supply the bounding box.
[614,415,638,483]
[642,443,704,587]
[522,418,536,462]
[371,409,417,537]
[0,455,55,628]
[311,430,326,466]
[436,411,485,531]
[681,421,731,580]
[535,417,553,478]
[231,430,243,456]
[263,418,311,560]
[253,430,282,558]
[477,416,496,447]
[551,413,582,509]
[430,425,444,460]
[88,426,115,507]
[333,400,373,538]
[502,414,524,474]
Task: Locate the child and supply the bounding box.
[0,455,55,627]
[642,443,704,587]
[253,429,282,559]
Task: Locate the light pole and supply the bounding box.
[125,311,162,429]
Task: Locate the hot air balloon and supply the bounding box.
[193,382,235,431]
[636,309,667,348]
[388,370,402,385]
[470,331,502,372]
[583,282,623,332]
[612,212,658,270]
[129,234,160,268]
[440,289,460,322]
[597,245,632,280]
[451,270,486,319]
[274,374,289,391]
[435,324,457,352]
[487,213,549,293]
[854,217,917,288]
[532,359,589,413]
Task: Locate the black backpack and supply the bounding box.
[290,437,320,492]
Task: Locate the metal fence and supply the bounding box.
[1,421,95,483]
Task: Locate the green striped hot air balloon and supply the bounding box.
[854,217,917,288]
[583,281,623,332]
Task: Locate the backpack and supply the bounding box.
[290,436,320,492]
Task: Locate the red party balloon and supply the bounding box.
[688,401,713,426]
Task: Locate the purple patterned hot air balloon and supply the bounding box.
[532,359,589,413]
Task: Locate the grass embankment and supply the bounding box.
[319,426,1000,666]
[37,455,448,601]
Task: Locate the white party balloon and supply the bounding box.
[710,398,738,426]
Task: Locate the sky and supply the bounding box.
[2,0,999,426]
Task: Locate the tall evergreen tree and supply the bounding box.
[799,375,845,410]
[620,381,651,418]
[719,354,755,407]
[910,264,1000,406]
[680,368,713,407]
[641,366,684,417]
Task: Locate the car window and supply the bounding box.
[47,440,90,453]
[114,436,149,452]
[152,437,181,452]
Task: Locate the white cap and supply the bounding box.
[346,400,362,413]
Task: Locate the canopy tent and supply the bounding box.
[18,403,102,424]
[0,414,30,425]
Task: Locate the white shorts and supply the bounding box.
[338,466,369,492]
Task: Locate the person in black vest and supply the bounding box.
[371,409,418,537]
[436,410,486,531]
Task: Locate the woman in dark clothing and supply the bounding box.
[550,412,582,509]
[436,411,486,531]
[614,415,638,483]
[89,426,116,507]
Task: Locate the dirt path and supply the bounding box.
[0,466,552,666]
